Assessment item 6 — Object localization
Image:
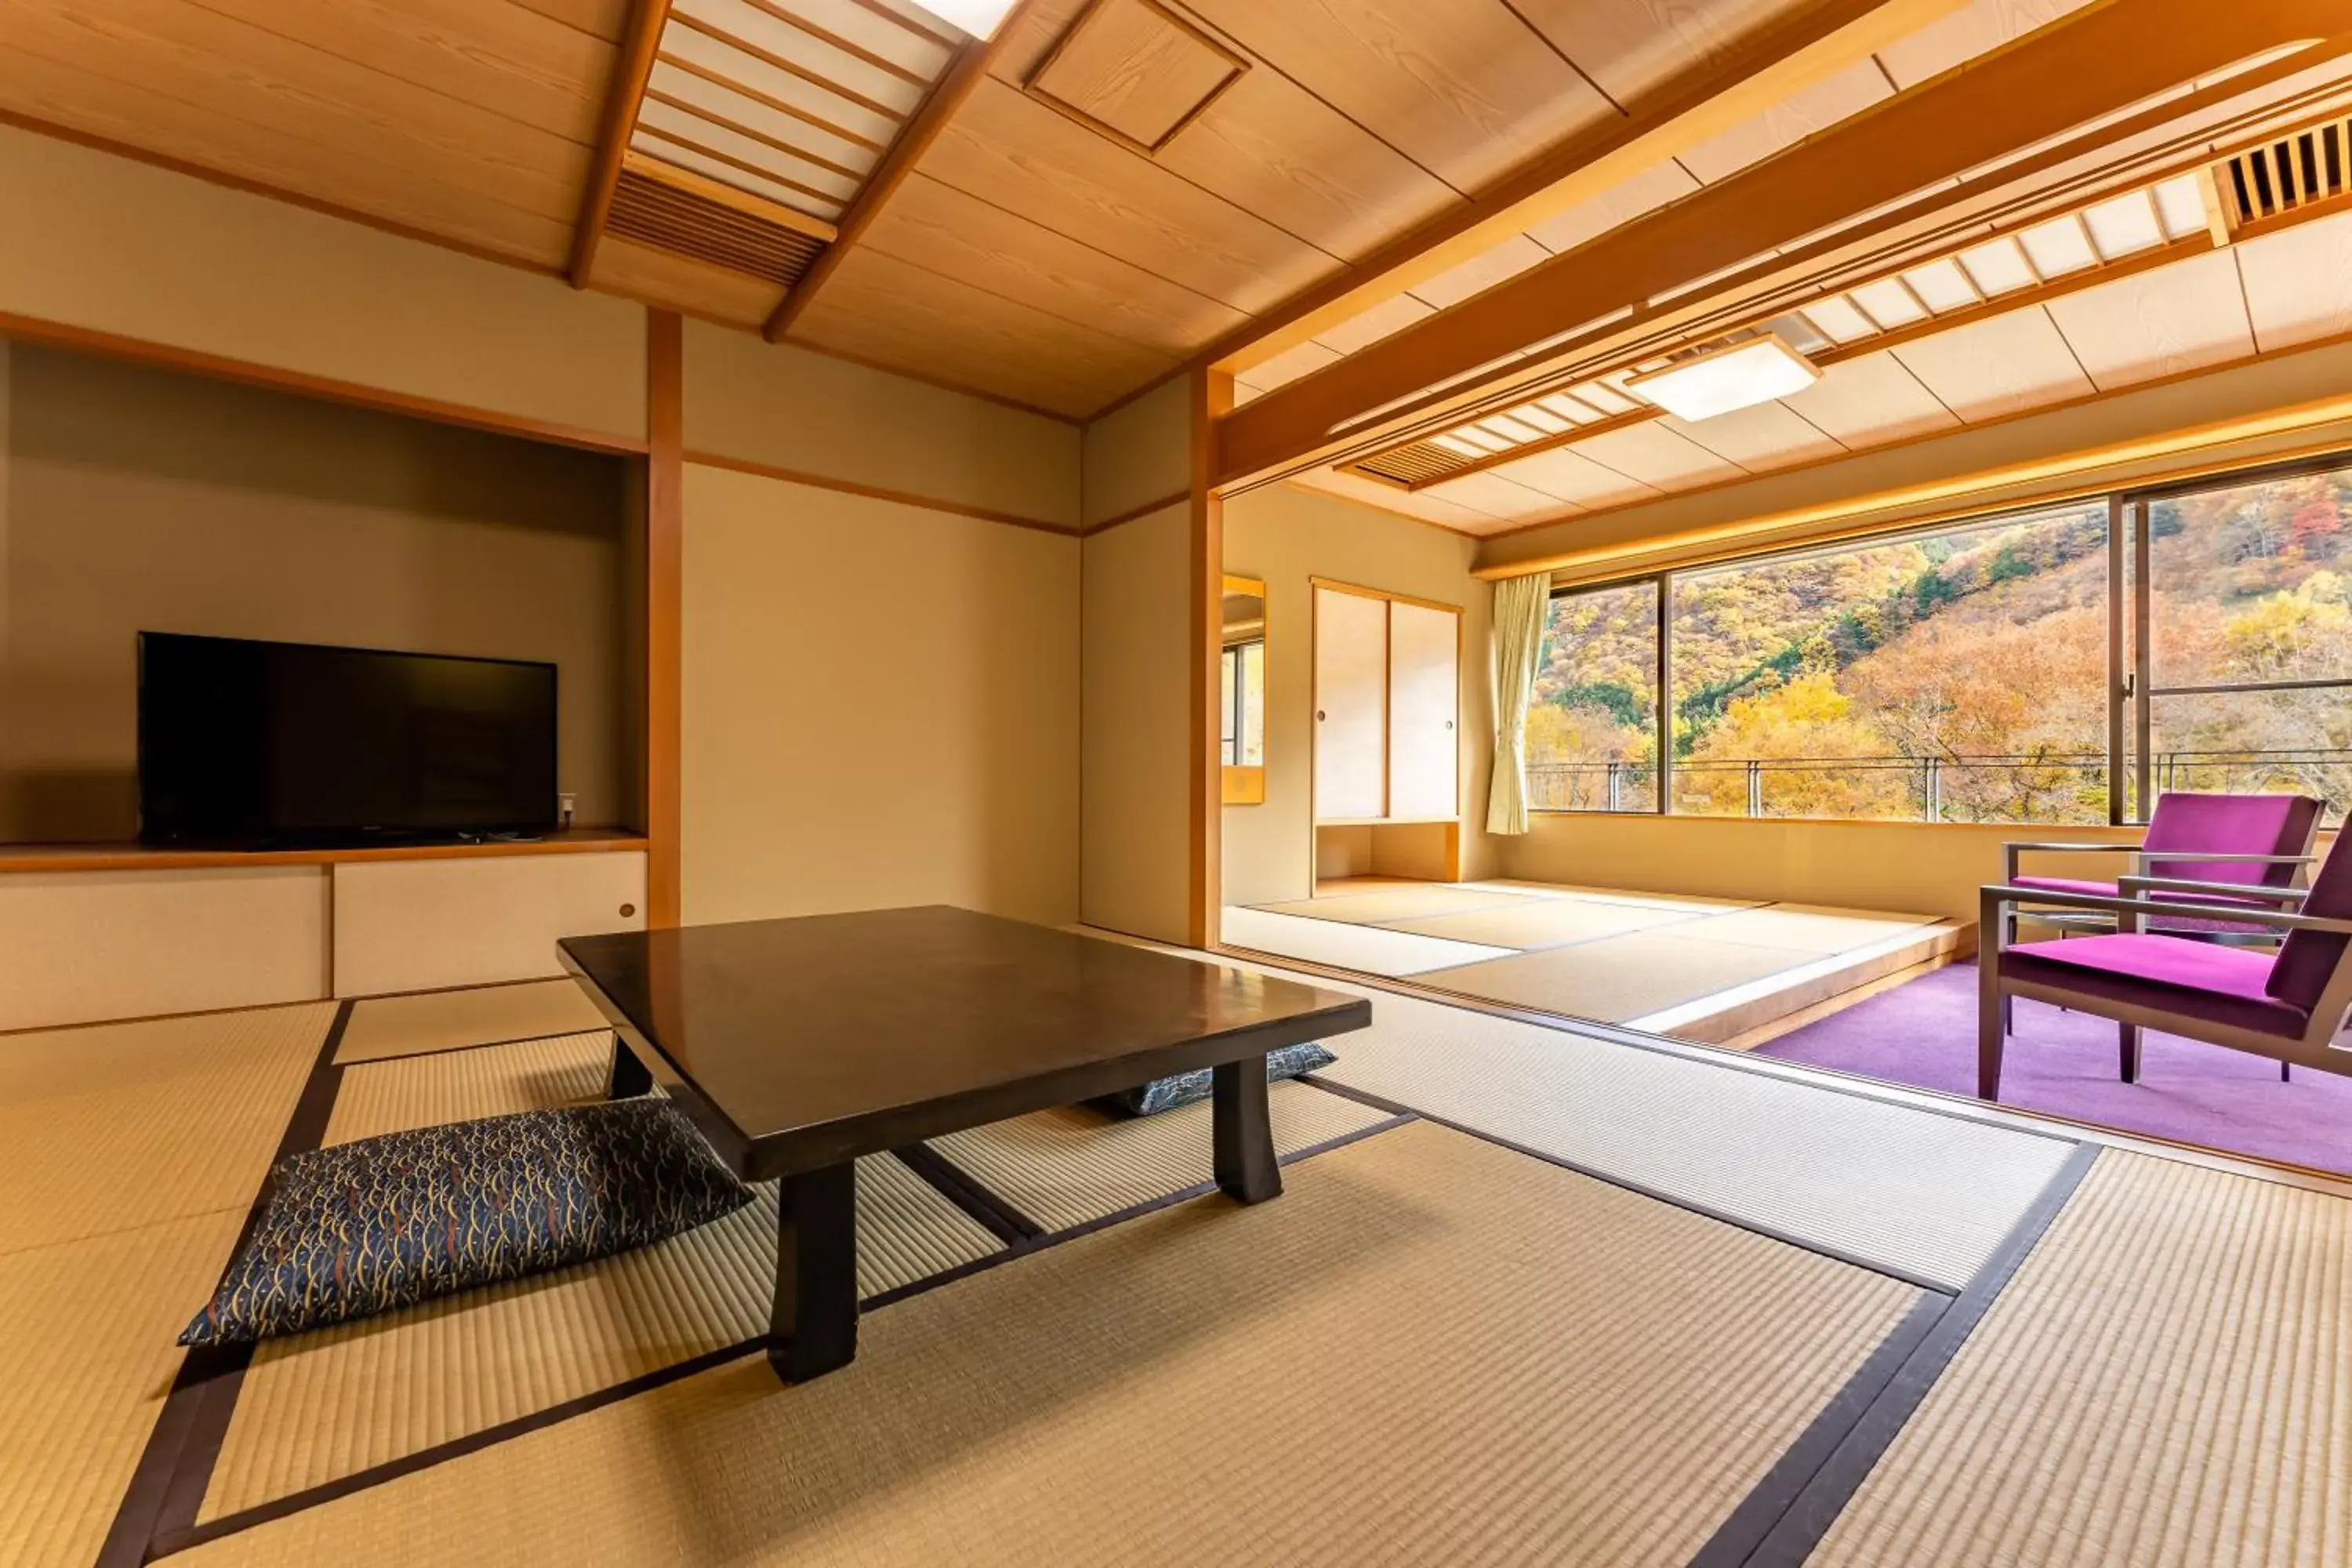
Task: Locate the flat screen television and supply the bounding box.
[138,632,557,848]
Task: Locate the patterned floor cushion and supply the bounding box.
[181,1098,750,1346]
[1094,1042,1336,1117]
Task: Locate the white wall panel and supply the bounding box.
[332,852,646,997]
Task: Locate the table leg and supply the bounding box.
[608,1037,652,1098]
[1212,1053,1282,1205]
[770,1161,858,1383]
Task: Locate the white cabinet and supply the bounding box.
[332,851,646,996]
[1313,583,1459,823]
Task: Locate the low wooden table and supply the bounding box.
[559,906,1370,1382]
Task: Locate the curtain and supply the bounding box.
[1486,571,1552,836]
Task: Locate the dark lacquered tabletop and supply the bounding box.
[560,906,1370,1178]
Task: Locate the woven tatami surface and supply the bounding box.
[1253,885,1537,925]
[0,1003,332,1257]
[1227,956,2073,1291]
[335,979,609,1065]
[1384,895,1704,949]
[176,1121,1921,1568]
[1813,1149,2352,1568]
[324,1030,613,1144]
[1218,906,1515,975]
[1416,928,1817,1021]
[931,1079,1395,1231]
[0,1211,247,1568]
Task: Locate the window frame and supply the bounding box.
[1527,446,2352,828]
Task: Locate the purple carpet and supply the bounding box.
[1756,961,2352,1175]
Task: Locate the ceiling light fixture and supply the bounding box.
[1627,335,1820,422]
[916,0,1020,38]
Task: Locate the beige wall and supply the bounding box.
[1479,336,2352,582]
[1080,378,1189,528]
[1080,503,1194,940]
[0,125,646,442]
[1221,482,1497,907]
[0,343,630,840]
[680,462,1080,927]
[682,319,1081,530]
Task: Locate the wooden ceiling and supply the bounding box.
[4,0,2351,456]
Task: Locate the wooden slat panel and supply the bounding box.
[1660,401,1845,470]
[2039,245,2254,388]
[183,0,614,143]
[672,0,930,116]
[1563,421,1748,488]
[1886,303,2095,419]
[645,56,878,173]
[659,16,900,145]
[1485,445,1664,508]
[0,0,591,223]
[1418,470,1570,521]
[1176,0,1616,192]
[1775,350,1959,444]
[0,45,573,266]
[589,231,786,325]
[1512,0,1824,109]
[779,0,955,78]
[634,96,860,201]
[791,245,1180,416]
[914,78,1338,314]
[1875,0,2099,89]
[855,172,1251,354]
[1314,292,1438,355]
[1524,158,1702,254]
[1411,234,1555,309]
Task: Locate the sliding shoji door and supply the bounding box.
[1314,585,1388,819]
[1388,600,1459,818]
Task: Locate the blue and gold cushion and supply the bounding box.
[180,1099,751,1346]
[1094,1042,1336,1118]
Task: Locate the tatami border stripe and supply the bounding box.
[334,1024,615,1067]
[96,999,354,1568]
[894,1143,1044,1243]
[1301,1073,1975,1295]
[127,1099,1414,1559]
[1720,1141,2103,1568]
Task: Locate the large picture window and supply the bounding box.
[1532,453,2351,826]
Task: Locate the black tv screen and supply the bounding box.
[138,633,557,848]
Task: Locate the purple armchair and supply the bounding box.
[2002,792,2325,944]
[1980,825,2352,1100]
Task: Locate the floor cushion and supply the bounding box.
[1094,1042,1336,1117]
[181,1098,750,1346]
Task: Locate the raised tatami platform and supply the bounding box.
[1227,878,1969,1042]
[1,937,2346,1568]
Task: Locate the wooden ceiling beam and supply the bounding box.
[571,0,674,288]
[1216,0,2352,488]
[1204,0,1965,379]
[763,3,1038,343]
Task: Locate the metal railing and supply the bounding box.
[1526,749,2351,822]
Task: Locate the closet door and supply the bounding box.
[1387,601,1459,819]
[1314,586,1388,819]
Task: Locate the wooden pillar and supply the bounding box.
[1189,367,1232,949]
[645,310,684,927]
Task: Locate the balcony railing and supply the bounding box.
[1526,749,2352,823]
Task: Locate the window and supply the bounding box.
[1221,638,1264,768]
[2140,465,2352,814]
[1528,581,1658,811]
[1530,453,2352,826]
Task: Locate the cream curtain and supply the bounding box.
[1486,570,1552,836]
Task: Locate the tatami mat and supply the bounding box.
[335,979,609,1065]
[1218,957,2074,1291]
[1813,1150,2352,1568]
[1385,895,1704,949]
[1254,886,1537,926]
[1465,879,1767,909]
[1663,903,1947,954]
[931,1080,1396,1232]
[0,1210,246,1568]
[0,1002,333,1258]
[1418,927,1815,1021]
[174,1122,1922,1568]
[1218,906,1514,975]
[324,1031,614,1145]
[201,1153,1003,1523]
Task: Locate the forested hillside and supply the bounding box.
[1530,468,2350,823]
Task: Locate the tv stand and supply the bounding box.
[0,826,645,874]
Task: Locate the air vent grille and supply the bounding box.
[608,166,827,287]
[2217,119,2351,231]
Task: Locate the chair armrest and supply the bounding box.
[2118,876,2309,904]
[1982,884,2352,935]
[2136,852,2316,865]
[2004,840,2143,881]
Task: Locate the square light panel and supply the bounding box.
[1628,336,1821,422]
